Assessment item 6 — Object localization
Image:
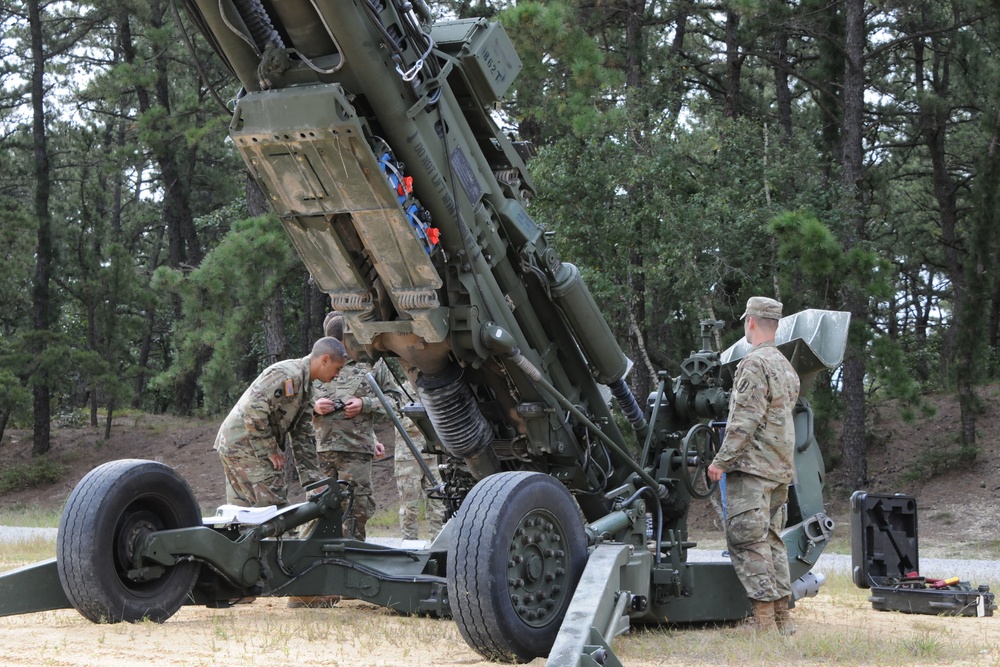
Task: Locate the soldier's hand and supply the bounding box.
[343,397,363,418]
[314,398,339,415]
[374,441,386,459]
[268,451,286,470]
[707,463,725,482]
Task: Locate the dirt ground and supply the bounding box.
[0,586,995,667]
[1,388,999,665]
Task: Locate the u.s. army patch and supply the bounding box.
[737,378,750,393]
[284,379,295,397]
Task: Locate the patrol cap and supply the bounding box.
[741,296,783,321]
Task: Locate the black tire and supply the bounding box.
[56,459,202,623]
[447,471,587,662]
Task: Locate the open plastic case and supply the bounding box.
[850,491,995,617]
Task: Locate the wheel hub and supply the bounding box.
[507,512,569,627]
[115,509,163,572]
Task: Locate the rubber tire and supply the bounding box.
[447,471,587,663]
[56,459,202,623]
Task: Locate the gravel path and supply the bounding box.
[0,526,58,544]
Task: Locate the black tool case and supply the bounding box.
[850,491,995,617]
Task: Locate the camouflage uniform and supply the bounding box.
[712,341,800,602]
[394,412,445,540]
[312,358,402,540]
[214,357,321,508]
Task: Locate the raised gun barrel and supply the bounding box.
[181,0,640,497]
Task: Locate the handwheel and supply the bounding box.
[447,471,587,663]
[56,459,202,623]
[680,423,720,499]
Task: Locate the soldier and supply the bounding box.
[708,296,800,635]
[393,389,445,541]
[313,312,403,541]
[214,336,348,509]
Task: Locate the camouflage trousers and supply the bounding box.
[394,457,445,540]
[218,447,288,508]
[318,450,375,540]
[723,471,791,602]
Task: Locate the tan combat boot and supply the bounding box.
[735,599,777,633]
[774,595,796,635]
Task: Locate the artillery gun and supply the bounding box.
[0,0,850,663]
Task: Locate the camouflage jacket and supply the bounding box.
[213,356,320,481]
[312,358,403,454]
[712,341,800,484]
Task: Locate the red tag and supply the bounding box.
[284,379,295,397]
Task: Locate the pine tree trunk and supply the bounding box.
[28,0,52,457]
[724,9,743,119]
[0,410,10,448]
[838,0,868,490]
[133,224,166,408]
[773,30,793,140]
[247,177,288,363]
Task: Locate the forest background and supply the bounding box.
[2,0,1000,496]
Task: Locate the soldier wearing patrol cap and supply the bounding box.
[311,312,404,542]
[708,296,800,635]
[213,336,348,508]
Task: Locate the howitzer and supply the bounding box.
[0,0,851,662]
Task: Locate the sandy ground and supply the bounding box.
[0,563,995,667]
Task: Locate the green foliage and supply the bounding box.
[0,457,69,493]
[153,213,303,413]
[499,0,620,143]
[768,210,841,278]
[867,336,924,406]
[901,443,980,483]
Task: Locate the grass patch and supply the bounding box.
[0,504,62,528]
[364,505,400,535]
[0,533,56,568]
[823,530,851,555]
[0,457,68,493]
[617,571,993,666]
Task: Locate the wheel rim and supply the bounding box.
[506,509,572,628]
[110,498,186,596]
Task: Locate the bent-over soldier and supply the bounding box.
[214,337,347,508]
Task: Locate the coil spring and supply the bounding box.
[232,0,284,50]
[416,367,492,459]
